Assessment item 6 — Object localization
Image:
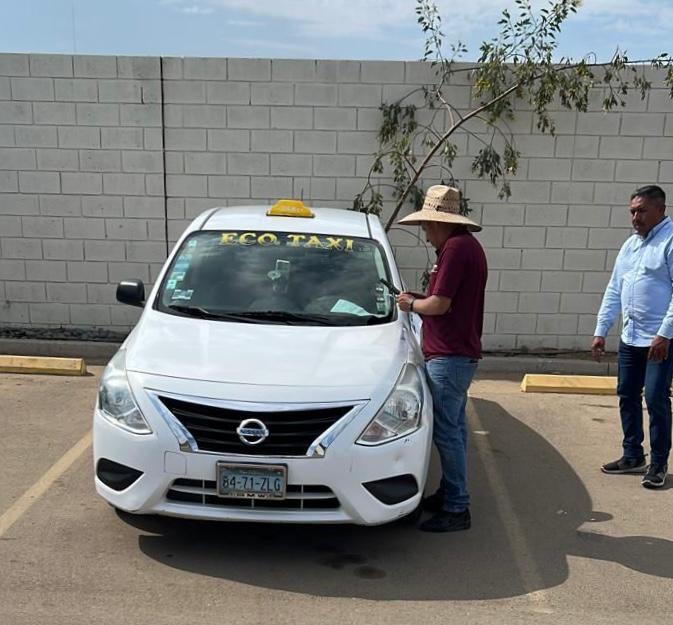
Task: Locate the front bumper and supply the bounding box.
[93,376,433,526]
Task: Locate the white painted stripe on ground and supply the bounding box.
[0,431,92,539]
[468,399,554,614]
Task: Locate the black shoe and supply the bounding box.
[419,509,471,533]
[421,490,444,513]
[601,456,646,474]
[642,463,668,489]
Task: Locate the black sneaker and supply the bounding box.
[419,509,471,533]
[601,456,646,474]
[642,464,668,489]
[421,490,444,513]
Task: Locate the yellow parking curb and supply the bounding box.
[0,355,87,376]
[521,374,617,395]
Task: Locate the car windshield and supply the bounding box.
[155,230,397,326]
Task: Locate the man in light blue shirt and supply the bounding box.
[592,185,673,488]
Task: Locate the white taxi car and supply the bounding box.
[93,200,432,525]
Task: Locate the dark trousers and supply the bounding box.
[617,340,673,466]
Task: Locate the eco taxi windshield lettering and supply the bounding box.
[219,232,354,251]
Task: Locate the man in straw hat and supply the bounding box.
[396,185,487,532]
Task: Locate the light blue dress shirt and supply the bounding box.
[595,216,673,346]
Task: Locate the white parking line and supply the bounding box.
[0,431,92,539]
[468,399,554,614]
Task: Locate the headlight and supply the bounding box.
[98,349,152,434]
[357,364,423,445]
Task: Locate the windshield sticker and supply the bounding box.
[187,239,198,248]
[171,289,194,301]
[169,271,185,282]
[219,232,354,251]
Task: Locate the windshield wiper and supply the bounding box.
[227,310,336,325]
[167,304,262,323]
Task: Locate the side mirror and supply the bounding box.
[116,280,145,308]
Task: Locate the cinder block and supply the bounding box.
[43,239,84,260]
[316,60,360,83]
[564,250,606,271]
[26,260,66,281]
[481,204,525,226]
[120,104,161,126]
[22,216,63,238]
[70,304,111,326]
[183,105,226,128]
[524,204,567,226]
[560,293,603,314]
[165,152,183,173]
[82,196,123,217]
[54,78,98,102]
[206,82,250,104]
[117,56,159,79]
[74,55,117,78]
[166,174,208,197]
[79,149,122,172]
[271,107,313,129]
[0,77,10,99]
[555,135,599,158]
[61,172,102,195]
[251,130,292,153]
[272,60,316,82]
[207,129,249,152]
[122,151,163,173]
[19,171,60,194]
[571,159,615,182]
[251,83,293,106]
[0,101,32,124]
[0,54,29,76]
[337,131,377,154]
[521,249,564,270]
[504,227,546,248]
[64,217,106,239]
[528,158,571,181]
[475,226,503,248]
[102,173,145,195]
[47,282,87,303]
[29,303,70,324]
[484,248,521,269]
[1,238,42,258]
[576,112,620,135]
[0,194,39,215]
[0,172,18,192]
[227,106,270,129]
[228,59,270,82]
[541,271,582,292]
[39,195,81,216]
[29,55,73,77]
[34,102,75,124]
[0,148,35,170]
[582,272,611,294]
[85,283,117,305]
[84,240,125,261]
[647,89,673,113]
[101,127,143,149]
[338,84,382,107]
[109,261,150,283]
[518,292,560,313]
[504,181,551,204]
[66,261,108,283]
[545,227,588,249]
[98,80,142,103]
[125,241,167,262]
[0,214,21,235]
[166,198,184,219]
[599,136,643,159]
[313,155,355,177]
[165,129,206,151]
[405,62,438,85]
[295,84,338,106]
[6,282,46,302]
[495,313,537,334]
[0,126,14,146]
[251,176,293,199]
[16,126,57,148]
[37,148,79,171]
[551,182,594,204]
[536,314,579,335]
[164,80,207,104]
[270,154,312,176]
[621,113,665,136]
[105,218,148,240]
[306,178,335,201]
[361,61,404,84]
[643,137,673,159]
[227,154,269,175]
[185,152,227,174]
[294,131,336,154]
[482,335,517,351]
[11,77,54,101]
[58,126,100,148]
[183,57,227,80]
[147,219,167,241]
[356,109,383,131]
[587,227,630,250]
[123,197,164,218]
[145,174,164,196]
[500,270,541,292]
[163,104,183,127]
[614,159,659,183]
[76,103,119,126]
[208,175,250,198]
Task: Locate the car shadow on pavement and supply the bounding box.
[121,397,673,600]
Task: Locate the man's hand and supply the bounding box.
[396,292,415,313]
[591,336,606,362]
[648,335,670,362]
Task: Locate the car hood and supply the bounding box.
[125,309,410,392]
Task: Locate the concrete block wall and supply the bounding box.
[1,53,672,351]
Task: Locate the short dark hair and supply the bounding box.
[631,185,666,204]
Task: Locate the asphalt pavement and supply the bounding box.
[1,369,672,625]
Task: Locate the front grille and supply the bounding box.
[166,478,340,510]
[159,396,352,456]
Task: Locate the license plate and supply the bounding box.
[216,462,287,499]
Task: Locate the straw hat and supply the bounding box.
[398,185,481,232]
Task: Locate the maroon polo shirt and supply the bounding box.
[421,228,488,360]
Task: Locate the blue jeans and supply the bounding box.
[617,341,673,465]
[425,356,478,513]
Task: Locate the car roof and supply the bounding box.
[199,205,373,239]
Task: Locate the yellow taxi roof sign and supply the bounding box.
[266,199,315,218]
